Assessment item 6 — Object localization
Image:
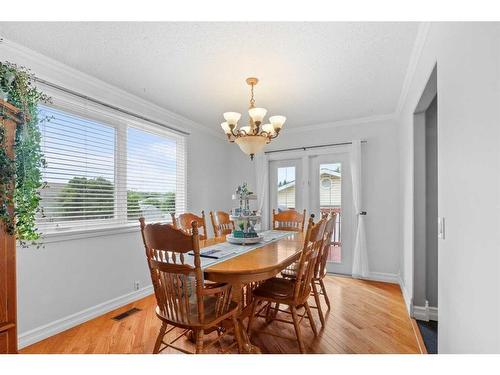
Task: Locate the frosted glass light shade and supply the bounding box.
[223,112,241,125]
[262,123,275,136]
[269,115,286,129]
[235,135,267,156]
[220,122,231,134]
[240,126,251,134]
[248,107,267,123]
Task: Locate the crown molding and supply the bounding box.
[285,113,397,134]
[395,22,431,116]
[0,37,226,141]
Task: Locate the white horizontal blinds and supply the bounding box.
[124,127,186,222]
[37,103,187,234]
[38,105,118,231]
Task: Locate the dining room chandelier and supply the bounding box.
[220,77,286,160]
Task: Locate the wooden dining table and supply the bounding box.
[199,231,305,353]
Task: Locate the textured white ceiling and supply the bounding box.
[0,22,419,129]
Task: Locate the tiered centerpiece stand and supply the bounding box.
[227,192,262,244]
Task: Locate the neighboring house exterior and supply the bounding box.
[277,167,341,209]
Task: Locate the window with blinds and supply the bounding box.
[38,105,186,233]
[125,127,186,222]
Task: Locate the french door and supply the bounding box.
[310,153,352,275]
[267,151,353,275]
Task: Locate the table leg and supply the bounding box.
[233,282,261,354]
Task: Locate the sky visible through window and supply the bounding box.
[127,127,177,193]
[277,166,295,186]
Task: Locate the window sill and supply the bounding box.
[32,223,142,244]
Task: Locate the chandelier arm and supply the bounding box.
[229,127,239,137]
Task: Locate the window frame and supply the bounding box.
[37,92,187,243]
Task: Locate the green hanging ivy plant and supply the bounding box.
[0,61,50,247]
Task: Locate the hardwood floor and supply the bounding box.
[20,275,421,354]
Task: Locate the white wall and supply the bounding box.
[245,118,402,281]
[1,39,236,347]
[398,23,500,353]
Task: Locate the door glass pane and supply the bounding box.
[319,163,342,263]
[277,166,296,210]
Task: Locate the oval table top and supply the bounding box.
[201,231,305,284]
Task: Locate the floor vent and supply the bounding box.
[112,307,141,321]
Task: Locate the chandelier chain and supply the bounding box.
[249,83,255,108]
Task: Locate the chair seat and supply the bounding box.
[156,296,238,327]
[253,277,296,301]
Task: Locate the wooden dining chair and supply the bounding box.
[209,211,235,237]
[171,211,208,240]
[272,209,306,232]
[247,215,327,353]
[139,218,243,354]
[281,212,337,327]
[314,212,337,310]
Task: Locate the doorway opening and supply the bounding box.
[413,65,438,353]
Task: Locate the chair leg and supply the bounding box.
[195,329,204,354]
[247,299,258,335]
[231,314,244,353]
[291,306,305,354]
[319,278,331,309]
[311,281,325,327]
[304,301,318,337]
[273,303,280,319]
[153,322,167,354]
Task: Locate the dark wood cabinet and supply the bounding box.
[0,99,20,354]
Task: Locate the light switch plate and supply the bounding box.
[438,217,445,239]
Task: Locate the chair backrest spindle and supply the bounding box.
[315,212,337,279]
[272,209,306,232]
[171,211,208,240]
[209,211,235,237]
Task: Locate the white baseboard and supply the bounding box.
[412,301,438,322]
[412,304,428,321]
[365,272,400,284]
[332,271,399,284]
[429,306,438,321]
[18,285,154,349]
[398,275,412,314]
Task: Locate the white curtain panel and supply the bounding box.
[350,140,369,278]
[255,153,268,230]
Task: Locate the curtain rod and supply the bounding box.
[264,140,367,154]
[35,78,190,136]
